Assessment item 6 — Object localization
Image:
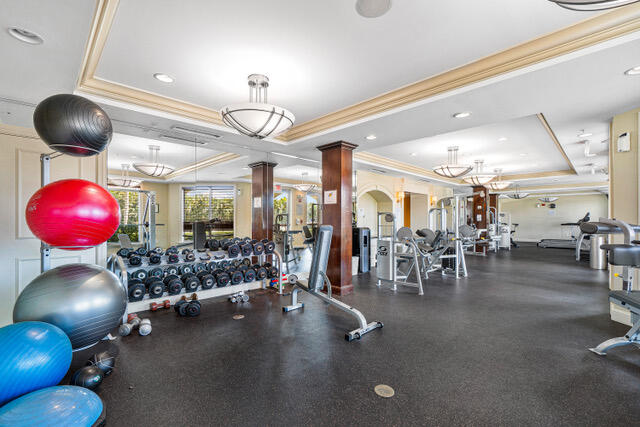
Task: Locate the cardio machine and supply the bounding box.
[538,212,591,250]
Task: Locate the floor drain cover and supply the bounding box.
[232,314,245,320]
[374,384,394,398]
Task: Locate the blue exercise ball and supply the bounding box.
[0,321,72,406]
[13,264,127,350]
[0,386,104,427]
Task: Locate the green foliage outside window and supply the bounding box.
[108,190,140,243]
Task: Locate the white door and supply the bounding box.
[0,124,107,326]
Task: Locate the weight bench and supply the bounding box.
[283,225,383,341]
[589,218,640,355]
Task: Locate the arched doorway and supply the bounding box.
[357,189,394,237]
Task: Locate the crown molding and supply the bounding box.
[77,1,640,142]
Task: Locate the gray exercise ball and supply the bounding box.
[13,264,126,350]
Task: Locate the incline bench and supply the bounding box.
[284,225,383,341]
[586,218,640,355]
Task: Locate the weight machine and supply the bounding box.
[273,213,301,273]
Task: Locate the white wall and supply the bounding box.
[500,194,608,242]
[0,124,107,327]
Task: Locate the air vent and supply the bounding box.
[370,168,387,174]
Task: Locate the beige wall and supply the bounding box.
[235,182,252,238]
[0,124,107,326]
[499,194,608,242]
[355,170,452,234]
[609,107,640,324]
[140,181,169,248]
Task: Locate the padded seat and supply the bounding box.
[609,290,640,308]
[601,244,640,266]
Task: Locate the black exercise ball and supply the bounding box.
[33,94,112,157]
[86,351,116,377]
[70,365,103,391]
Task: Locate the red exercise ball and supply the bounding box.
[26,179,120,249]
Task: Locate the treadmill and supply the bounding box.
[538,213,591,250]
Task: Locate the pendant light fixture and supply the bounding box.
[432,146,473,178]
[548,0,640,10]
[133,145,175,177]
[293,172,317,193]
[108,164,141,188]
[508,185,530,199]
[485,168,512,191]
[355,0,393,17]
[220,74,295,139]
[463,160,496,186]
[538,196,559,203]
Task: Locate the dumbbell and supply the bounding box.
[253,265,268,280]
[241,258,251,267]
[252,241,264,256]
[152,247,164,255]
[131,269,147,281]
[165,246,178,255]
[148,267,163,279]
[206,239,220,251]
[148,251,162,265]
[181,273,200,292]
[243,268,256,283]
[230,270,244,285]
[193,263,206,273]
[135,247,148,256]
[179,264,193,275]
[214,271,231,287]
[117,248,131,258]
[164,274,183,295]
[165,265,179,276]
[263,240,276,254]
[226,243,240,258]
[196,271,215,290]
[207,261,217,272]
[127,252,142,266]
[231,259,242,269]
[119,315,151,336]
[183,251,196,262]
[146,278,165,299]
[174,294,201,317]
[239,242,253,257]
[138,318,152,336]
[119,316,141,336]
[167,253,180,264]
[127,280,146,302]
[219,260,231,270]
[265,264,279,279]
[150,300,170,311]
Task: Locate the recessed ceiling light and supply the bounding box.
[8,27,44,45]
[453,112,472,119]
[410,152,417,156]
[625,66,640,75]
[153,73,174,83]
[519,153,527,157]
[365,134,377,140]
[577,130,592,138]
[498,137,508,142]
[242,167,249,170]
[355,0,392,18]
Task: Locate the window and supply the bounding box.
[109,190,141,243]
[307,194,320,225]
[274,190,289,218]
[182,186,234,241]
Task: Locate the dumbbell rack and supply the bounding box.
[108,249,283,316]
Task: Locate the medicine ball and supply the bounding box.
[86,351,115,377]
[71,366,103,391]
[33,94,112,157]
[25,179,120,248]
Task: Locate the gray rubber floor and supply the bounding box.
[74,244,640,426]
